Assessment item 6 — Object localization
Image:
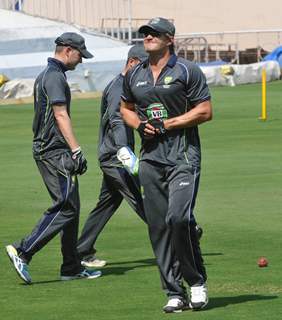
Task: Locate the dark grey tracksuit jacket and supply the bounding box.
[15,58,82,276]
[122,54,210,298]
[77,73,146,258]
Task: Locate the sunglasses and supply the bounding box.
[143,30,162,38]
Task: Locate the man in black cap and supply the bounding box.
[121,18,212,312]
[77,45,148,268]
[6,32,101,284]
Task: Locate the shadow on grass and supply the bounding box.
[102,258,156,276]
[22,258,156,284]
[202,252,223,256]
[94,254,223,276]
[206,295,278,310]
[107,253,223,267]
[29,254,224,284]
[25,279,63,285]
[108,258,156,266]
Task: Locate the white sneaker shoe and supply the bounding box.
[163,298,188,313]
[6,245,32,284]
[81,255,107,268]
[189,283,208,310]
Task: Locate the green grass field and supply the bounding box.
[0,81,281,319]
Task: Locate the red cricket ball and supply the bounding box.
[257,257,268,268]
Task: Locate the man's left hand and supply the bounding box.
[148,119,166,135]
[117,146,139,176]
[72,147,88,175]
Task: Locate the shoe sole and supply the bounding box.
[81,261,107,268]
[163,308,187,313]
[61,271,102,281]
[5,245,32,285]
[189,299,208,310]
[164,309,183,313]
[163,305,190,313]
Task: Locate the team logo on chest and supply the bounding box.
[163,76,173,88]
[146,103,168,120]
[164,76,173,84]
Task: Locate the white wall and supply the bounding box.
[14,0,282,50]
[19,0,282,32]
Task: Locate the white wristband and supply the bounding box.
[71,146,81,153]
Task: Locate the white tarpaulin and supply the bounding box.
[202,61,281,87]
[0,79,34,99]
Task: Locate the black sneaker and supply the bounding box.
[163,298,188,313]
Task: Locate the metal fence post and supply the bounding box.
[127,0,132,44]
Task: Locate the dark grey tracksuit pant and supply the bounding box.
[14,152,82,276]
[77,164,146,258]
[139,160,207,299]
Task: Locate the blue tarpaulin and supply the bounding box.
[263,46,282,67]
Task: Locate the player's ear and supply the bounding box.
[128,57,138,68]
[65,46,73,57]
[166,36,174,48]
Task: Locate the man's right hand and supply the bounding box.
[71,147,87,175]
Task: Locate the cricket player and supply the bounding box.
[120,18,212,312]
[77,45,148,268]
[6,32,101,284]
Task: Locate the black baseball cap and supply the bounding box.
[139,17,175,37]
[127,44,148,61]
[55,32,93,59]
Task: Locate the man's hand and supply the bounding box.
[137,121,156,139]
[148,119,166,135]
[117,146,139,176]
[71,147,87,175]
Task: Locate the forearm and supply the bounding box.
[164,100,212,130]
[55,113,80,151]
[120,101,141,129]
